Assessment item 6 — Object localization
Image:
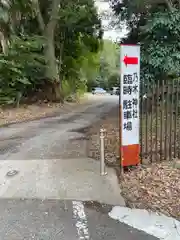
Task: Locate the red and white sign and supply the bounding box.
[120,44,140,167]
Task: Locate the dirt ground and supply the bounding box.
[0,99,86,126]
[86,106,180,220]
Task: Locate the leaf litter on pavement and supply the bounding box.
[86,106,180,220]
[0,99,86,126]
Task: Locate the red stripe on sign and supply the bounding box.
[121,144,140,167]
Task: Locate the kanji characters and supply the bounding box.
[122,72,139,132]
[123,74,133,84]
[123,121,132,131]
[124,110,132,119]
[123,85,132,95]
[123,100,132,110]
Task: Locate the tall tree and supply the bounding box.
[31,0,61,100]
[0,0,103,105]
[111,0,180,82]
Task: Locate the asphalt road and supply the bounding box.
[0,199,158,240]
[0,95,158,240]
[0,95,119,160]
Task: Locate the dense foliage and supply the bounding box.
[89,39,120,90]
[111,0,180,83]
[0,0,119,106]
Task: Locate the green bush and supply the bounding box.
[0,35,46,106]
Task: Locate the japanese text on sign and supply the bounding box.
[122,73,139,131]
[120,45,140,146]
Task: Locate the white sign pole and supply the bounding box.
[120,44,140,167]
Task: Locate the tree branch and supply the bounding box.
[33,0,45,32]
[164,0,174,11]
[46,0,61,32]
[178,0,180,9]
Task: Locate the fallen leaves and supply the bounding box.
[120,164,180,220]
[86,106,180,220]
[0,103,62,126]
[0,100,86,126]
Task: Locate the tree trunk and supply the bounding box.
[35,0,63,102]
[44,32,58,81]
[44,28,63,102]
[0,32,8,55]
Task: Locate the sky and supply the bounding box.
[95,0,127,42]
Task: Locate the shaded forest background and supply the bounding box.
[0,0,120,107]
[1,0,180,107]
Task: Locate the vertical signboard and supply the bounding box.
[120,44,140,167]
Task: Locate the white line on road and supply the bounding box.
[109,206,180,240]
[72,201,90,240]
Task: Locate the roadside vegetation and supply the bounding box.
[0,0,120,124]
[111,0,180,83]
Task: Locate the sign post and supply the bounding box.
[120,44,140,167]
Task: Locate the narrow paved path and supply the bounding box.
[0,95,158,239]
[0,95,118,160]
